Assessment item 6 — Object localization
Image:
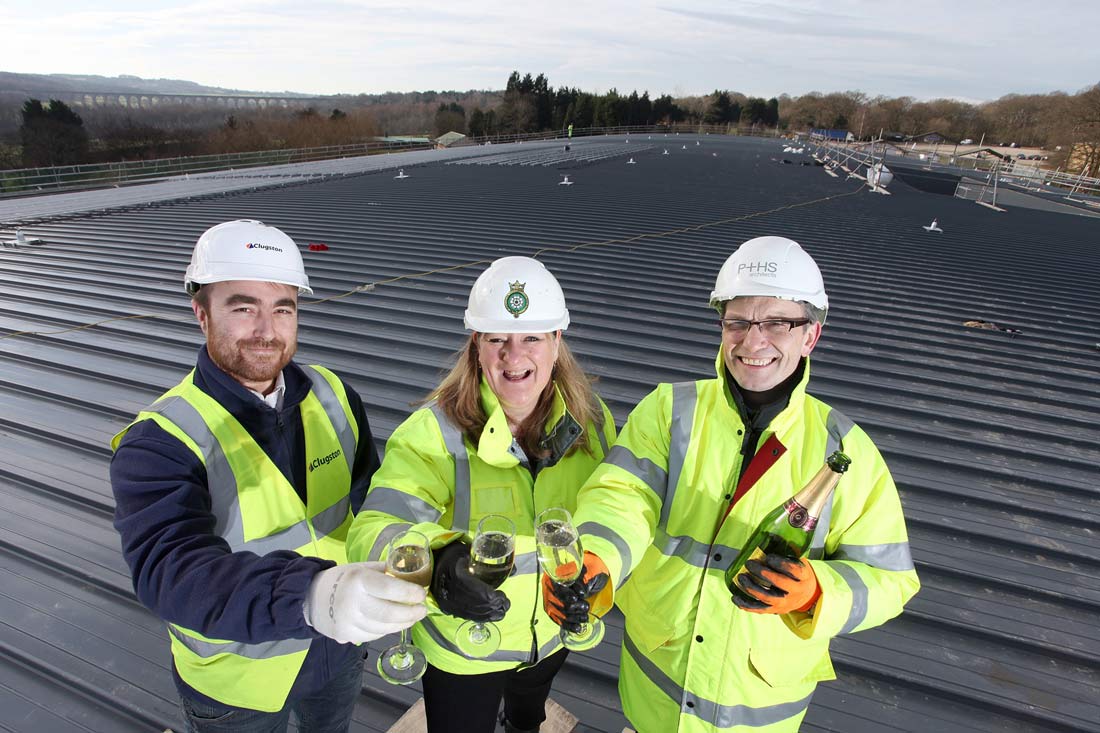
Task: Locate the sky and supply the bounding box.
[3,0,1098,102]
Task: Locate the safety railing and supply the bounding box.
[0,124,783,198]
[0,139,432,198]
[809,138,1100,203]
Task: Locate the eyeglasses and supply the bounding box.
[719,318,811,338]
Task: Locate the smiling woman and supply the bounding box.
[476,331,559,434]
[346,256,617,733]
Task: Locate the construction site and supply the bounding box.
[0,131,1097,732]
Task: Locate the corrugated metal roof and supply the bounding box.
[1,134,1098,733]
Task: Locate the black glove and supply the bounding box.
[430,541,510,623]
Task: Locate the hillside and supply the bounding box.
[0,71,277,96]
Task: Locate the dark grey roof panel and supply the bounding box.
[1,134,1098,732]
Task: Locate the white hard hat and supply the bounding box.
[709,236,828,312]
[184,219,312,295]
[464,256,569,333]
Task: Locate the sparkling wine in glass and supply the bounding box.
[455,514,515,658]
[536,507,605,651]
[377,530,432,685]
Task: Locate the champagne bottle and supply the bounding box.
[724,450,851,602]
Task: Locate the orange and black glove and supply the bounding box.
[541,551,611,633]
[732,554,821,614]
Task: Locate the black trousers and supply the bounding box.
[421,649,569,733]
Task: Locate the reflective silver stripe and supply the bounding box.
[242,521,316,557]
[595,422,610,456]
[624,632,812,728]
[429,403,472,532]
[824,407,854,458]
[168,625,309,660]
[603,445,668,500]
[303,366,356,476]
[578,521,632,580]
[419,615,530,663]
[361,487,442,524]
[312,495,350,536]
[513,551,539,576]
[810,408,855,558]
[537,632,562,659]
[833,542,915,572]
[655,527,739,572]
[150,377,355,555]
[663,381,697,530]
[808,496,833,560]
[151,396,272,552]
[835,562,870,634]
[367,522,413,561]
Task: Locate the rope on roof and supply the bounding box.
[0,184,866,341]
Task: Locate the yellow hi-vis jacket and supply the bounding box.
[111,365,357,712]
[346,378,616,674]
[573,357,920,733]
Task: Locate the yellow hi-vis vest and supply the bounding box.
[346,378,616,674]
[111,365,358,712]
[575,358,920,733]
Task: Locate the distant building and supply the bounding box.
[810,128,855,142]
[910,131,951,144]
[434,131,467,149]
[375,136,432,145]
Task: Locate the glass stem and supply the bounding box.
[397,627,410,653]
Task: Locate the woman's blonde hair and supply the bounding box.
[427,332,603,457]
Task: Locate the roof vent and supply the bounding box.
[1,229,44,248]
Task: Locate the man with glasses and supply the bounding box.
[546,236,920,732]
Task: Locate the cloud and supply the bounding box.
[2,0,1098,99]
[659,5,933,43]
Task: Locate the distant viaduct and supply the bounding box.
[3,89,337,111]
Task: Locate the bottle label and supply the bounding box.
[733,546,769,593]
[784,499,817,531]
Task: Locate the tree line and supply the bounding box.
[5,99,382,169]
[4,72,1099,174]
[450,72,780,137]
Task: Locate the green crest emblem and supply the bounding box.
[504,280,529,318]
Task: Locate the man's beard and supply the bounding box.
[207,329,296,388]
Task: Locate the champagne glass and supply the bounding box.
[377,530,433,685]
[455,514,516,658]
[536,507,605,651]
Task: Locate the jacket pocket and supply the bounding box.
[471,485,519,519]
[619,580,677,654]
[748,642,836,688]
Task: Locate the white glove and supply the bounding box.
[303,561,427,644]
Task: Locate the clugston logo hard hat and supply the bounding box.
[184,220,312,295]
[245,242,284,252]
